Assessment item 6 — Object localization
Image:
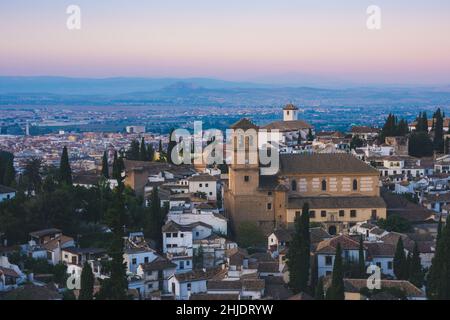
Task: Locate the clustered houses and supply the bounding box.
[2,105,448,300]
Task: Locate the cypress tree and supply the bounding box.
[397,118,409,136]
[145,187,163,248]
[408,131,434,158]
[3,157,16,186]
[437,214,443,243]
[112,151,123,182]
[394,237,407,280]
[98,190,128,300]
[139,137,147,161]
[409,242,424,288]
[126,139,140,160]
[358,235,366,277]
[433,108,444,152]
[286,203,310,293]
[427,216,450,299]
[79,262,95,300]
[307,128,314,141]
[326,243,345,300]
[422,112,429,132]
[59,146,72,185]
[101,151,109,179]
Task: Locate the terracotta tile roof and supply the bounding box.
[381,190,435,223]
[279,153,379,175]
[29,228,61,238]
[257,261,279,273]
[272,228,293,242]
[174,268,221,283]
[262,120,312,131]
[0,266,20,278]
[140,256,176,271]
[310,227,332,244]
[230,118,258,130]
[41,235,74,251]
[343,279,424,297]
[366,242,396,258]
[316,235,362,254]
[188,174,218,182]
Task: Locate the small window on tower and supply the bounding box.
[244,176,250,182]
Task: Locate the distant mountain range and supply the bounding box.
[1,76,450,107]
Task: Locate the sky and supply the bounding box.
[1,0,450,86]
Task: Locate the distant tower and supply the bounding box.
[283,103,298,121]
[25,121,30,136]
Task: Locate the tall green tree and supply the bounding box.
[79,262,95,300]
[3,157,16,187]
[23,158,42,194]
[59,146,72,185]
[101,151,109,179]
[97,190,128,300]
[307,128,314,141]
[393,237,408,280]
[408,131,433,158]
[408,242,424,288]
[112,151,124,182]
[415,112,429,133]
[433,108,444,152]
[427,216,450,299]
[145,187,163,248]
[350,135,364,150]
[126,139,140,160]
[326,243,345,300]
[397,118,409,136]
[286,203,310,293]
[139,137,147,161]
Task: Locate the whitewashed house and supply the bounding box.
[168,269,214,300]
[136,256,177,296]
[316,235,365,278]
[188,174,218,201]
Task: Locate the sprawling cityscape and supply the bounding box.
[1,0,450,309]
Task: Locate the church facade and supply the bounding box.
[224,106,386,235]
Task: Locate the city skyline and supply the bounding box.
[1,0,450,85]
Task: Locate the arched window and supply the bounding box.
[321,179,327,191]
[353,179,358,191]
[291,180,297,191]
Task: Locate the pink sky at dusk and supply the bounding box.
[1,0,450,85]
